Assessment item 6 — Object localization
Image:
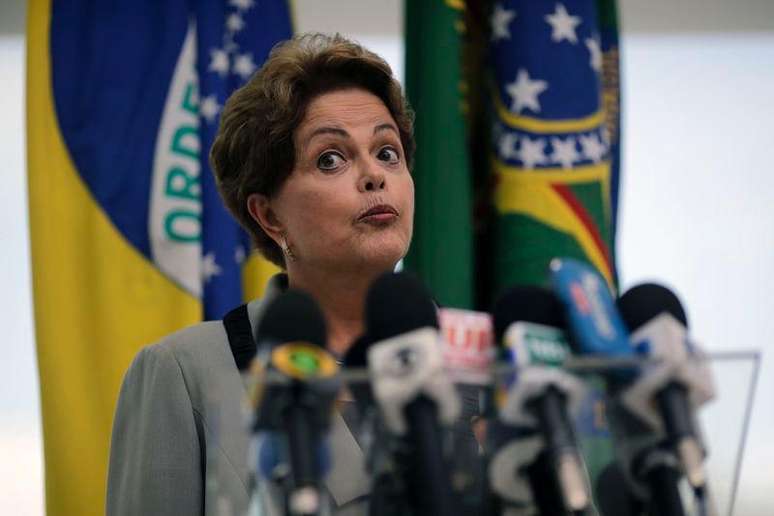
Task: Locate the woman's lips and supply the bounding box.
[358,204,399,223]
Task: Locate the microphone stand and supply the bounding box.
[635,447,686,516]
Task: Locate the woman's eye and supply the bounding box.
[317,151,345,171]
[377,146,400,164]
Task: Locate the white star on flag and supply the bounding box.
[506,68,548,114]
[545,3,582,44]
[226,13,245,33]
[202,252,222,283]
[234,245,246,264]
[518,136,549,169]
[498,132,518,160]
[209,48,230,76]
[229,0,255,11]
[579,133,606,162]
[585,37,602,72]
[200,94,221,124]
[601,127,611,147]
[550,137,580,169]
[233,53,256,80]
[491,3,517,41]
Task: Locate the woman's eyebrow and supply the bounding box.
[373,123,398,136]
[307,126,350,141]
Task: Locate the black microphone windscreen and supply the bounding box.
[595,462,640,516]
[365,271,438,342]
[617,283,688,331]
[341,334,376,413]
[492,286,564,342]
[342,334,369,368]
[256,289,327,348]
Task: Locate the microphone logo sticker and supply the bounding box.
[523,327,570,367]
[570,281,592,315]
[385,346,423,377]
[581,272,616,340]
[271,342,339,380]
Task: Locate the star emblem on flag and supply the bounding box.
[580,133,605,162]
[226,13,245,33]
[202,252,222,283]
[200,94,221,124]
[498,131,519,160]
[585,37,603,72]
[234,245,246,264]
[491,3,517,41]
[229,0,255,10]
[233,53,257,80]
[209,48,230,76]
[550,136,580,169]
[545,3,582,44]
[506,68,548,114]
[518,136,549,169]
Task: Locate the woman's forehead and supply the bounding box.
[298,88,396,136]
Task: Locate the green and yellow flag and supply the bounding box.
[27,1,289,513]
[488,0,620,295]
[403,0,622,485]
[404,0,620,303]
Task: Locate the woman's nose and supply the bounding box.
[357,164,386,192]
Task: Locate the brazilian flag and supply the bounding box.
[404,0,622,492]
[27,1,290,514]
[489,0,619,294]
[403,0,621,304]
[487,0,622,482]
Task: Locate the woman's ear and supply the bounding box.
[246,193,285,246]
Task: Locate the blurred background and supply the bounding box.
[1,0,772,514]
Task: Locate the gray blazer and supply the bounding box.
[106,275,370,516]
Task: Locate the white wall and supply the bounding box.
[618,32,774,515]
[2,0,773,514]
[0,35,44,515]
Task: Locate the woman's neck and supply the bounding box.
[286,265,389,358]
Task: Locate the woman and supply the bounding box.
[107,33,417,516]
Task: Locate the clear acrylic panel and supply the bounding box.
[236,350,760,516]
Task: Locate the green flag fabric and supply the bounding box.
[403,0,474,309]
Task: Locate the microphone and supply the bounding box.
[595,462,642,516]
[548,258,631,361]
[344,334,412,516]
[437,307,496,386]
[352,271,461,516]
[490,285,591,515]
[246,289,341,516]
[617,283,716,514]
[549,258,707,516]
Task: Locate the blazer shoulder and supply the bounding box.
[160,316,238,361]
[138,320,238,411]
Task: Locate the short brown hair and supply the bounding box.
[210,33,415,268]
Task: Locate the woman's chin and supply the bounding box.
[350,237,409,272]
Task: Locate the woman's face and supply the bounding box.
[262,88,414,273]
